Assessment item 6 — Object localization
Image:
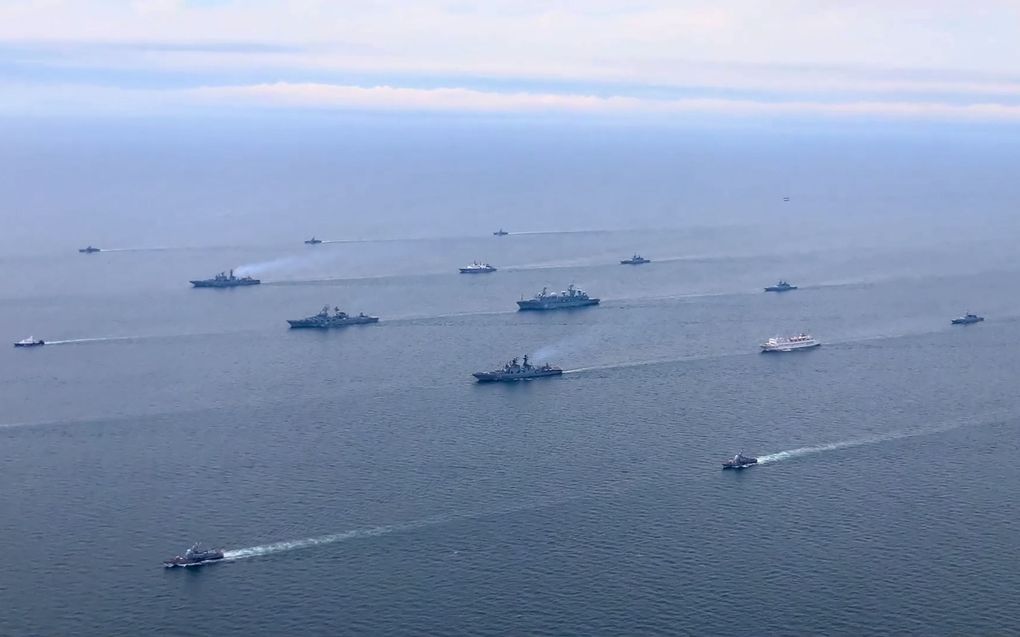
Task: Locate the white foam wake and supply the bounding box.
[45,336,139,345]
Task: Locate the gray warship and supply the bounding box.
[190,269,260,288]
[473,355,562,382]
[951,313,984,325]
[722,453,758,470]
[620,254,650,265]
[79,246,100,253]
[516,284,599,310]
[163,542,225,568]
[288,306,379,328]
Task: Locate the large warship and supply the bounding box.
[764,280,797,292]
[190,270,260,288]
[951,313,984,325]
[287,306,379,328]
[516,285,599,311]
[620,254,650,265]
[163,542,225,568]
[473,355,562,382]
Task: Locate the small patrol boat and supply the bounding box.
[764,280,797,292]
[79,246,100,253]
[951,313,984,325]
[14,336,44,348]
[459,261,497,274]
[163,542,225,568]
[304,237,323,245]
[620,254,650,265]
[722,453,757,469]
[493,228,509,236]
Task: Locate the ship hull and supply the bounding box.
[764,286,797,292]
[473,369,562,382]
[163,556,224,568]
[620,260,650,265]
[951,318,983,325]
[761,342,820,353]
[14,341,44,348]
[722,462,757,470]
[460,268,496,274]
[190,280,261,288]
[516,299,600,311]
[288,317,379,328]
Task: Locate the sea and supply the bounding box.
[1,116,1019,636]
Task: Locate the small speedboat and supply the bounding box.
[79,246,100,253]
[304,237,322,245]
[14,336,44,348]
[951,313,984,325]
[163,542,225,568]
[722,453,757,469]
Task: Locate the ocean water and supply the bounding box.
[2,118,1020,635]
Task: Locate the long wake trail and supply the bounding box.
[45,336,141,345]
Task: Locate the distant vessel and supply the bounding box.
[620,254,650,265]
[517,285,599,311]
[79,246,100,253]
[287,306,379,328]
[473,355,562,382]
[459,261,497,274]
[761,333,819,352]
[163,543,225,568]
[764,280,797,292]
[304,237,323,245]
[190,269,260,288]
[951,313,984,325]
[722,453,758,469]
[493,228,509,236]
[13,336,44,348]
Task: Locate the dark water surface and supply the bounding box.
[2,121,1019,635]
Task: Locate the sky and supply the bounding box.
[3,0,1020,122]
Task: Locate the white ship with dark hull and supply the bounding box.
[459,261,497,274]
[190,270,260,288]
[761,333,819,352]
[517,285,599,311]
[14,336,44,348]
[473,355,562,382]
[163,543,225,568]
[288,306,379,328]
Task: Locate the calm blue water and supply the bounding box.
[2,119,1019,635]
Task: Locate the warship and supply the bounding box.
[163,543,225,568]
[761,333,819,352]
[764,280,797,292]
[517,284,599,311]
[473,355,562,382]
[287,306,379,328]
[459,261,497,274]
[14,336,44,348]
[190,269,260,288]
[722,453,758,470]
[493,228,509,236]
[79,246,100,253]
[304,237,323,245]
[951,313,984,325]
[620,254,650,265]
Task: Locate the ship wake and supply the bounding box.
[45,336,140,345]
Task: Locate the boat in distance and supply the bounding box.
[722,453,758,469]
[473,355,562,382]
[288,306,379,328]
[79,246,100,253]
[951,313,984,325]
[493,228,509,236]
[459,261,497,274]
[304,237,323,245]
[190,269,260,288]
[761,333,820,352]
[163,543,225,568]
[764,280,797,292]
[14,336,44,348]
[620,254,651,265]
[517,285,600,310]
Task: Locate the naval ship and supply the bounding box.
[79,246,100,253]
[722,453,758,469]
[459,261,497,274]
[14,336,44,348]
[163,543,225,568]
[304,237,323,245]
[517,285,599,311]
[620,254,650,265]
[951,313,984,325]
[287,306,379,328]
[190,270,261,288]
[761,333,819,352]
[473,355,562,382]
[493,228,509,236]
[764,280,797,292]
